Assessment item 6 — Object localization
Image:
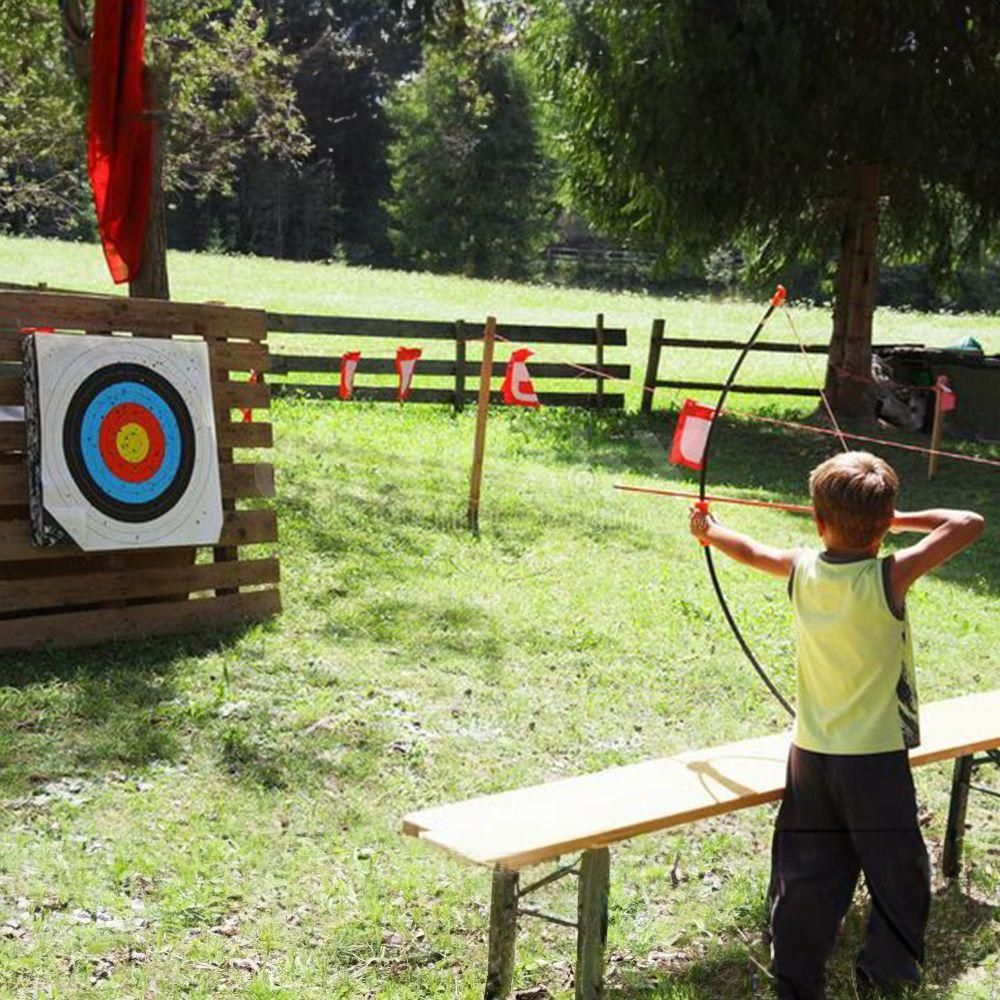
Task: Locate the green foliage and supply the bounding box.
[531,1,1000,276]
[385,30,556,278]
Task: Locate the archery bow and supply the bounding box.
[696,285,797,717]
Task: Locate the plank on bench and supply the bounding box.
[402,690,1000,871]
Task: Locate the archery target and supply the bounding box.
[25,333,223,551]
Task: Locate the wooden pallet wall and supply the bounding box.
[0,290,280,652]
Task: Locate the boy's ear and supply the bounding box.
[813,512,825,536]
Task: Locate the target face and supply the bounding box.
[25,334,223,551]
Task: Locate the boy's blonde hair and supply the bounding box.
[809,451,898,548]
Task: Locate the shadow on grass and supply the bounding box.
[0,627,256,796]
[606,886,997,1000]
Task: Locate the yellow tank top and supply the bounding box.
[790,550,919,754]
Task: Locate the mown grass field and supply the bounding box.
[0,236,997,999]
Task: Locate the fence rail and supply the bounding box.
[266,312,629,410]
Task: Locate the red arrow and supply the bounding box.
[614,483,813,515]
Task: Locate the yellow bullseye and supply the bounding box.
[116,422,151,464]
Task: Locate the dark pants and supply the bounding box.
[770,745,931,999]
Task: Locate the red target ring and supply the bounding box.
[97,402,166,483]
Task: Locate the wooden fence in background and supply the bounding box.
[266,312,630,409]
[0,290,280,652]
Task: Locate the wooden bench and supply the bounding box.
[402,691,1000,999]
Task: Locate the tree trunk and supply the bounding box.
[825,162,882,421]
[129,45,172,301]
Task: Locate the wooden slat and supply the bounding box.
[657,338,830,354]
[217,421,273,449]
[271,384,625,408]
[402,691,1000,870]
[0,338,22,362]
[268,313,456,339]
[0,423,24,452]
[0,508,277,562]
[495,323,627,347]
[0,376,21,406]
[0,291,267,340]
[208,341,271,374]
[656,380,821,397]
[270,355,631,381]
[0,588,281,652]
[0,557,278,614]
[216,380,271,409]
[0,461,274,505]
[219,462,275,498]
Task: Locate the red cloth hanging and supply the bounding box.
[340,352,361,400]
[395,347,422,401]
[669,398,716,471]
[935,375,957,413]
[87,0,153,285]
[501,348,540,407]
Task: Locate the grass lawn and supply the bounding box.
[0,236,997,998]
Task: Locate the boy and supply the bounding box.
[688,450,984,999]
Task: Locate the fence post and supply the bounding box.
[641,318,665,413]
[467,317,497,533]
[595,312,605,408]
[454,319,466,413]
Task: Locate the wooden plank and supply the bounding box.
[656,337,829,354]
[217,421,273,449]
[209,341,271,374]
[270,355,631,381]
[0,508,277,562]
[271,384,624,408]
[656,380,821,397]
[402,691,1000,870]
[219,462,275,499]
[496,323,627,347]
[0,588,281,652]
[0,376,22,406]
[0,461,273,505]
[267,312,456,339]
[215,380,271,410]
[0,291,267,340]
[0,557,278,614]
[0,423,24,452]
[0,338,22,362]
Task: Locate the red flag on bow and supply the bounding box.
[340,351,361,400]
[87,0,154,284]
[501,348,540,408]
[669,398,717,471]
[395,347,422,401]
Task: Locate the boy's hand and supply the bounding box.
[689,505,715,542]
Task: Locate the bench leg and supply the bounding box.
[943,754,974,879]
[576,848,610,1000]
[484,868,519,1000]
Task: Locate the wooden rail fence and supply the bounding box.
[0,289,280,652]
[266,312,629,409]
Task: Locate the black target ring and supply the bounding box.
[62,363,197,523]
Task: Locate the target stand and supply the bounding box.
[0,290,280,652]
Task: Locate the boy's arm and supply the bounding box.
[689,507,797,578]
[889,508,985,602]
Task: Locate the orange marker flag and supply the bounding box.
[669,398,716,471]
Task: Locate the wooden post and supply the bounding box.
[484,867,519,1000]
[594,313,605,408]
[455,320,467,413]
[928,381,944,480]
[942,754,974,878]
[467,316,496,533]
[576,848,610,1000]
[641,319,665,414]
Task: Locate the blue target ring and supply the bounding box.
[63,363,197,523]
